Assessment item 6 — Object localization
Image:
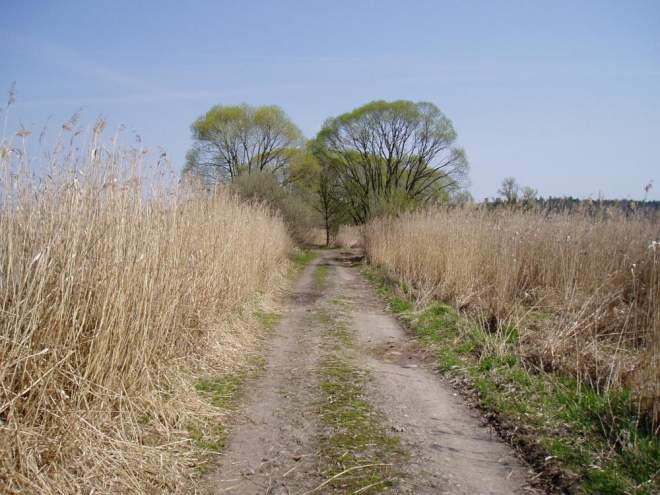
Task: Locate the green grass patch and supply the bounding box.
[318,356,403,493]
[195,374,241,409]
[253,309,280,329]
[290,250,320,268]
[389,296,412,313]
[189,426,226,453]
[190,356,266,468]
[188,374,243,463]
[315,263,331,290]
[313,303,405,493]
[362,266,660,494]
[363,267,417,307]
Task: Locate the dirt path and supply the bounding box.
[205,251,539,494]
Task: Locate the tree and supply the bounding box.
[498,177,519,204]
[520,186,538,202]
[184,104,305,185]
[314,160,349,246]
[450,190,474,207]
[313,100,469,224]
[229,169,320,246]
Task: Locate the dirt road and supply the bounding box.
[205,251,539,494]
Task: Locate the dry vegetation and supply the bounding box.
[364,207,659,424]
[0,117,291,493]
[332,224,364,249]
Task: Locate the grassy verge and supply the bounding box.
[254,309,281,330]
[314,299,405,493]
[191,375,240,454]
[291,250,320,269]
[192,252,311,476]
[191,310,275,473]
[363,267,660,495]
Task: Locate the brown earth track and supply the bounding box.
[204,251,541,494]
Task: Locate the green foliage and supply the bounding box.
[288,145,322,190]
[231,168,287,203]
[314,158,352,245]
[230,170,320,245]
[184,101,474,246]
[184,104,324,245]
[278,193,320,245]
[313,100,470,223]
[185,103,304,185]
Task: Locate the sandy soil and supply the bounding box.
[204,251,541,494]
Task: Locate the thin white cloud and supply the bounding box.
[3,29,162,93]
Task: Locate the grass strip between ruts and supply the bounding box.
[313,294,406,493]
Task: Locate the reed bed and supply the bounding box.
[309,227,328,246]
[0,118,291,493]
[364,207,659,422]
[332,224,364,249]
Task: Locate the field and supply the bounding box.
[0,120,291,493]
[2,117,659,494]
[362,207,660,492]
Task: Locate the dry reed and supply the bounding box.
[0,117,291,493]
[333,224,364,249]
[364,207,659,422]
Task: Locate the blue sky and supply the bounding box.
[2,0,659,200]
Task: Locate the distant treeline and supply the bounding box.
[486,196,660,215]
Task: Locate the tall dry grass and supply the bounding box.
[365,207,659,422]
[0,117,291,493]
[333,224,364,249]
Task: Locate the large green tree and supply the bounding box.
[313,100,469,223]
[184,103,305,185]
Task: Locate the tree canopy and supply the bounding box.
[312,100,469,223]
[182,100,472,243]
[184,103,305,185]
[497,177,537,205]
[498,177,519,204]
